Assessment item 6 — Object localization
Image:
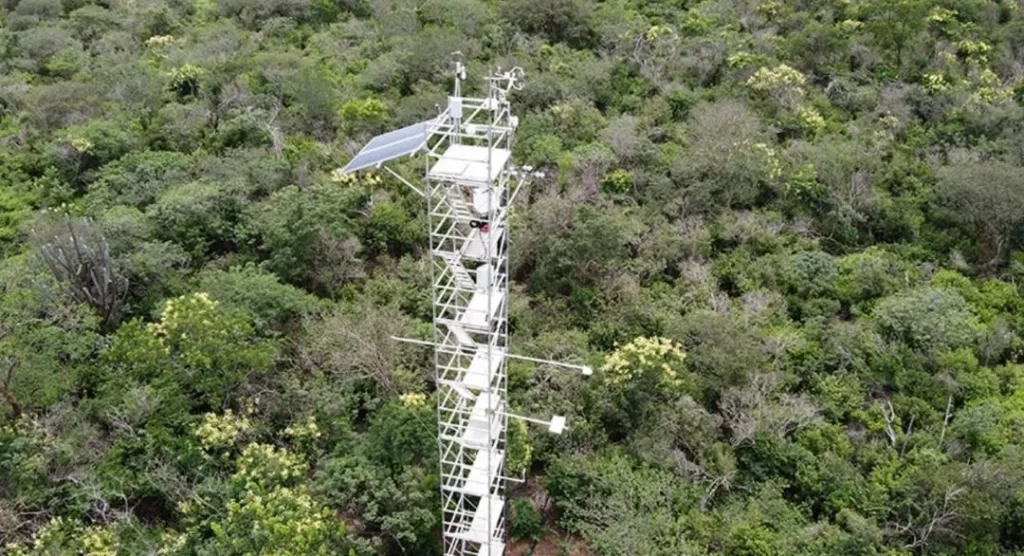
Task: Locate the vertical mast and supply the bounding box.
[426,67,520,556]
[339,63,583,556]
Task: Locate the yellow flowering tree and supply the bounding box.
[599,337,690,429]
[146,293,276,406]
[284,415,324,456]
[168,63,204,98]
[338,98,388,132]
[94,292,277,453]
[399,392,427,407]
[746,64,807,109]
[602,336,687,388]
[173,427,350,556]
[5,517,118,556]
[195,409,251,458]
[797,106,827,136]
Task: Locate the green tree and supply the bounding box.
[671,100,773,210]
[545,450,702,555]
[872,287,979,354]
[935,162,1024,268]
[101,292,275,409]
[148,181,242,260]
[0,255,100,417]
[858,0,929,72]
[241,182,367,291]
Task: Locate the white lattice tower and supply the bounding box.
[340,63,586,556]
[425,67,519,556]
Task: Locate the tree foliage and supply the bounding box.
[5,0,1024,554]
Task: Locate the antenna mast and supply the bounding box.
[339,61,589,556]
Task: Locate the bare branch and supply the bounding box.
[938,394,954,451]
[879,399,898,447]
[719,373,820,447]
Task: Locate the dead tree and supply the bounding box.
[885,485,965,550]
[719,372,820,447]
[879,399,899,447]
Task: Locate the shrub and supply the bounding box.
[602,168,634,195]
[198,265,321,331]
[148,180,242,260]
[86,151,193,210]
[672,100,772,210]
[509,498,544,542]
[872,287,979,354]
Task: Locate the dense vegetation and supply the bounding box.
[3,0,1024,554]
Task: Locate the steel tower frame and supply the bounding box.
[425,67,519,556]
[340,63,589,556]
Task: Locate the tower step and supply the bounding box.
[445,189,474,220]
[437,251,476,290]
[463,348,505,391]
[461,224,505,261]
[459,394,502,449]
[463,449,504,497]
[458,290,505,330]
[442,448,504,497]
[466,542,505,556]
[452,497,505,546]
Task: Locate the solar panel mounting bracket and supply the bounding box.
[382,165,424,197]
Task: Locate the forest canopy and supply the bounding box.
[4,0,1024,554]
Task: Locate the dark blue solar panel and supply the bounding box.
[341,119,436,174]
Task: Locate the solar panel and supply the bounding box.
[341,119,437,174]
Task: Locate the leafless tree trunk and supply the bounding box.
[244,103,284,156]
[901,414,914,458]
[296,303,418,395]
[672,448,732,509]
[879,399,898,447]
[938,394,954,450]
[628,29,682,91]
